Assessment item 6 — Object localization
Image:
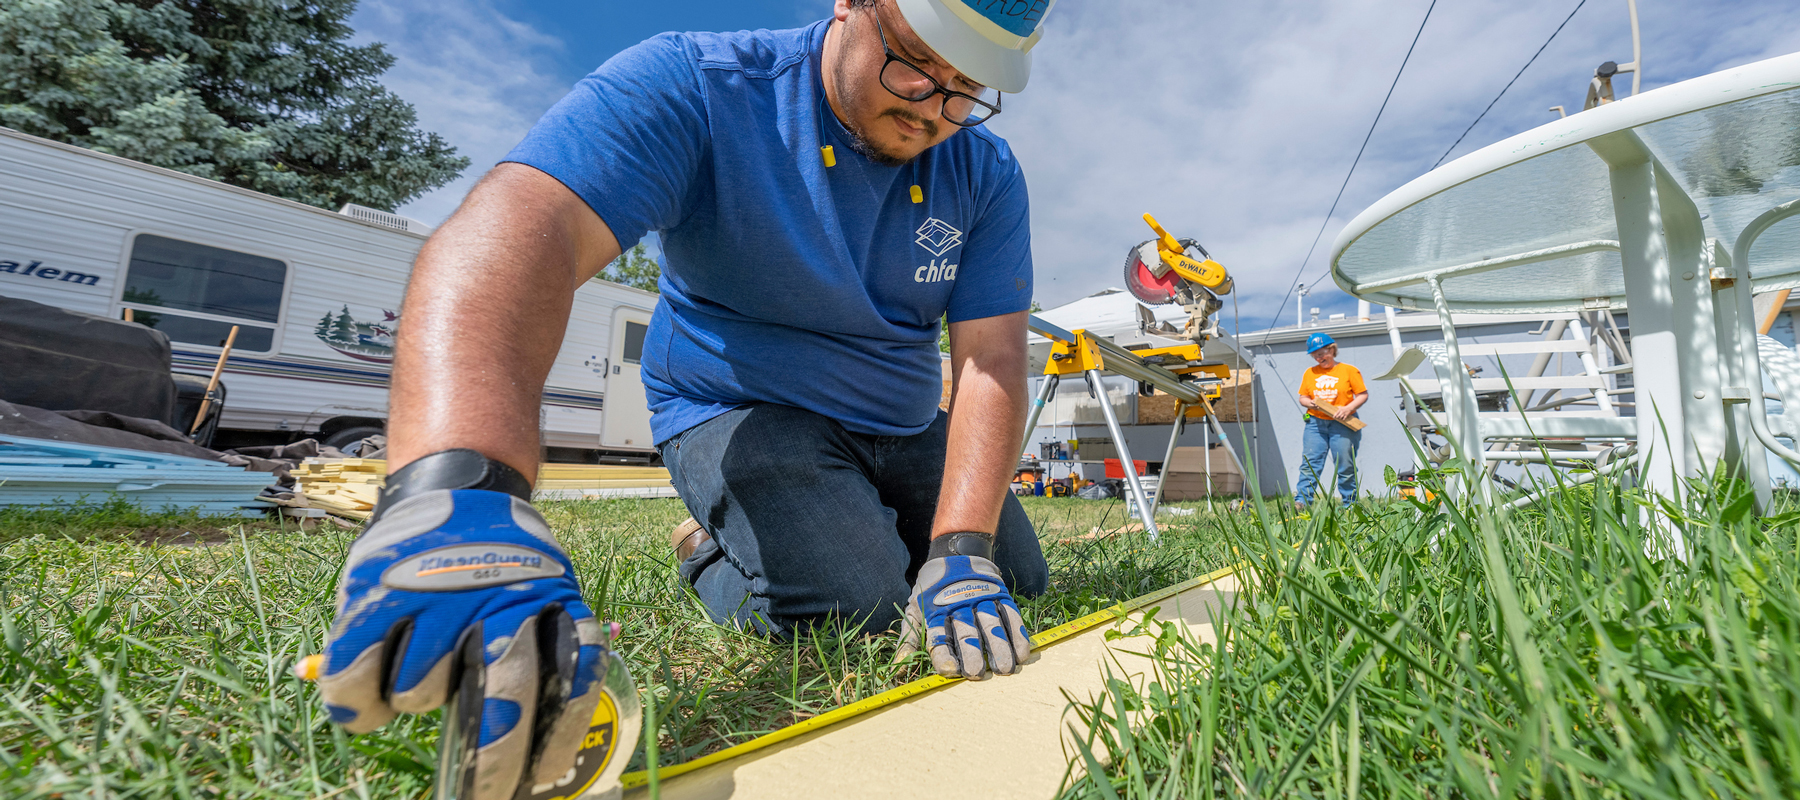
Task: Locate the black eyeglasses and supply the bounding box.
[872,13,1001,127]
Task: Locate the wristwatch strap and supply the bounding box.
[369,449,533,523]
[928,531,995,560]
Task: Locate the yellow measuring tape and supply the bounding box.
[618,561,1240,789]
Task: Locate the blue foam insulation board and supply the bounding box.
[0,435,274,516]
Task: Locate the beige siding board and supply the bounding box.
[630,574,1240,800]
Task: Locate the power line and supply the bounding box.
[1279,0,1591,299]
[1432,0,1589,169]
[1255,0,1439,341]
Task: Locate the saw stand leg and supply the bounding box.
[1150,401,1250,518]
[1150,403,1188,515]
[1087,369,1160,542]
[1021,374,1061,455]
[1200,401,1249,495]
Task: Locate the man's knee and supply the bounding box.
[1004,559,1049,598]
[766,572,912,636]
[994,494,1048,597]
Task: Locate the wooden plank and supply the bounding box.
[1755,289,1791,335]
[1310,399,1368,431]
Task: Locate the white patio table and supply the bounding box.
[1329,51,1800,509]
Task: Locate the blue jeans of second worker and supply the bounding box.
[1295,415,1361,505]
[658,404,1048,638]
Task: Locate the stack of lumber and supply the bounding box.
[1159,445,1243,500]
[290,458,676,518]
[534,463,675,498]
[1138,368,1257,424]
[0,435,273,516]
[289,458,385,519]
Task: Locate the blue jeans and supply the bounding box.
[1294,415,1361,505]
[659,404,1047,638]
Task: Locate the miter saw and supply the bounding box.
[1122,213,1234,344]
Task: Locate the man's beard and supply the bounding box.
[843,108,938,167]
[833,57,937,166]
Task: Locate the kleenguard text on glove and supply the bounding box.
[933,581,1001,605]
[381,543,566,591]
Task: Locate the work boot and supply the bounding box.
[671,517,710,562]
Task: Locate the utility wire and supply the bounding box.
[1255,0,1439,344]
[1431,0,1589,169]
[1279,0,1589,305]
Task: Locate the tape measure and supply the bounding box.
[618,562,1240,790]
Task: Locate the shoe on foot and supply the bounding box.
[671,516,710,561]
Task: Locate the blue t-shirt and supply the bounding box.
[504,20,1033,443]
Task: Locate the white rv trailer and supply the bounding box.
[0,127,658,457]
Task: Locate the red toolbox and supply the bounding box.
[1103,458,1148,479]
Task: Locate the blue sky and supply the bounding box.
[353,0,1800,333]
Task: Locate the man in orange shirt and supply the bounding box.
[1295,332,1368,505]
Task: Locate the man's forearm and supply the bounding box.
[386,165,620,479]
[935,312,1029,538]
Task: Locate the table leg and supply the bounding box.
[1711,241,1772,513]
[1589,131,1726,509]
[1427,277,1490,504]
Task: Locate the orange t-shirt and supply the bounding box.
[1299,362,1366,420]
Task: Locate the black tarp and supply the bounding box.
[0,294,178,425]
[0,399,349,495]
[0,399,216,459]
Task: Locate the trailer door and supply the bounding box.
[600,307,654,448]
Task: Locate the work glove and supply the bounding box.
[896,532,1033,679]
[318,487,608,800]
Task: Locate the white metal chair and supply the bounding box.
[1375,309,1636,491]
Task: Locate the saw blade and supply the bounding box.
[1123,238,1180,305]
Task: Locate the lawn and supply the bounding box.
[0,495,1232,799]
[1063,476,1800,798]
[4,478,1796,799]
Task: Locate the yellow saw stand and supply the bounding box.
[1024,315,1246,541]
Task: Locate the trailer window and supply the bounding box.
[123,234,286,352]
[621,320,648,364]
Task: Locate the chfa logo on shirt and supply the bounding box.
[914,218,962,283]
[915,218,963,256]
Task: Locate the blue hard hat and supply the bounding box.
[1306,332,1337,353]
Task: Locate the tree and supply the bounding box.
[331,307,355,342]
[0,0,467,212]
[600,243,661,293]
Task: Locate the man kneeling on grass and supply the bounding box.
[313,1,1059,791]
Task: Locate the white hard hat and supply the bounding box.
[894,0,1056,94]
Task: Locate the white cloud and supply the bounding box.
[353,0,572,225]
[357,0,1800,330]
[992,0,1800,331]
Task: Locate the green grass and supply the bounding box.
[1059,474,1800,798]
[18,478,1793,799]
[0,495,1231,798]
[0,498,321,545]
